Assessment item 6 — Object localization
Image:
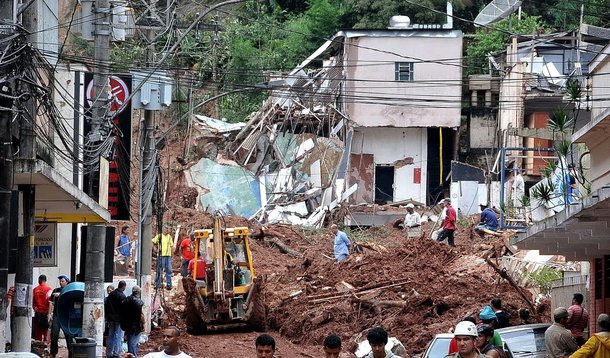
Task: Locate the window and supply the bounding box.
[476,90,486,107]
[395,62,414,81]
[501,327,548,354]
[491,92,500,108]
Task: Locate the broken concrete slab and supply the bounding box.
[189,158,262,217]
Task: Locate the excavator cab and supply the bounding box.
[183,215,265,333]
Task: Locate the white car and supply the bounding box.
[417,332,515,358]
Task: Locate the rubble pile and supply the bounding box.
[220,220,540,355]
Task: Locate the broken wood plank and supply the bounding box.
[264,237,304,258]
[351,297,407,309]
[485,256,537,314]
[309,280,413,304]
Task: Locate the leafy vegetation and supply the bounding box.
[525,266,562,297]
[64,0,610,122]
[465,14,547,75]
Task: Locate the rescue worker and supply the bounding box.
[323,334,342,358]
[475,324,503,358]
[178,233,195,277]
[570,313,610,358]
[331,224,351,263]
[32,274,52,341]
[365,326,402,358]
[545,307,579,358]
[474,203,499,238]
[566,293,589,346]
[255,334,276,358]
[444,321,490,358]
[403,203,422,238]
[436,198,457,247]
[152,225,174,290]
[449,316,477,354]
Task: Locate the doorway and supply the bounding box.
[375,165,394,204]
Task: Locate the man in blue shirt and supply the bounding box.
[331,224,351,262]
[475,203,499,237]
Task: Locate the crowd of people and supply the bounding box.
[104,281,145,357]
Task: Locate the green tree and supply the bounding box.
[342,0,457,29]
[465,14,547,75]
[215,0,348,122]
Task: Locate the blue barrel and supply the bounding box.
[56,282,85,338]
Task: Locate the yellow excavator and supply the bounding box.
[182,213,266,333]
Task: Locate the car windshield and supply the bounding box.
[501,328,547,353]
[427,337,452,358]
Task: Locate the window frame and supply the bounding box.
[395,62,414,82]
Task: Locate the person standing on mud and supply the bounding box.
[152,225,174,290]
[436,198,457,247]
[331,224,351,263]
[403,203,421,238]
[255,334,276,358]
[323,334,342,358]
[178,233,195,277]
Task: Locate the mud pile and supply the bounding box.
[223,221,539,355]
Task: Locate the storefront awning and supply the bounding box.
[511,186,610,260]
[13,159,110,223]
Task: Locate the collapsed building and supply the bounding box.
[183,23,464,227]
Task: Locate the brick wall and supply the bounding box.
[588,257,610,334]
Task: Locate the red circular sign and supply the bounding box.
[86,76,130,115]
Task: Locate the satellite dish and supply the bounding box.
[474,0,523,26]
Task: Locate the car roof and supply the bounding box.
[497,323,551,334]
[434,333,455,338]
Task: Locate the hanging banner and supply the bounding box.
[82,72,132,220]
[33,223,57,267]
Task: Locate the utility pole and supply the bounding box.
[81,0,111,353]
[138,27,156,328]
[0,77,14,351]
[134,0,244,333]
[12,3,37,352]
[0,3,14,348]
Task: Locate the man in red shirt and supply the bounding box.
[188,258,206,280]
[436,198,457,247]
[566,292,589,346]
[179,233,195,277]
[32,274,53,341]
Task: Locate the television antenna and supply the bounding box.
[474,0,523,27]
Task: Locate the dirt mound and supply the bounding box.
[251,224,539,355]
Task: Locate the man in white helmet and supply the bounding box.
[444,321,491,358]
[403,203,421,238]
